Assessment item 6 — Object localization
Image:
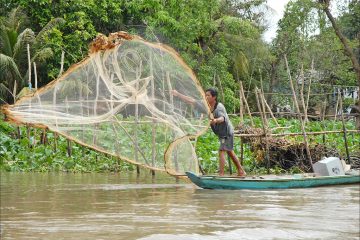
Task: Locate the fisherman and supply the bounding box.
[172,88,246,176]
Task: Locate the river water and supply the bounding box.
[0,172,359,240]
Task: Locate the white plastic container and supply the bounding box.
[313,157,345,176]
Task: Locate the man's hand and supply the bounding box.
[210,117,224,125]
[170,90,179,97]
[210,118,217,125]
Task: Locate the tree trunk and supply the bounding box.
[321,2,360,129]
[268,62,277,107]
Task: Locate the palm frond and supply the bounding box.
[31,47,53,63]
[0,82,12,104]
[233,51,249,77]
[0,53,22,80]
[6,6,28,32]
[13,28,35,63]
[35,18,65,46]
[0,24,12,56]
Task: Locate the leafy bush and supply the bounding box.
[1,116,359,174]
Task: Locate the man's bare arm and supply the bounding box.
[171,90,196,105]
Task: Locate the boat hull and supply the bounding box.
[186,172,360,190]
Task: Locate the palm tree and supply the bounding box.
[0,7,64,104]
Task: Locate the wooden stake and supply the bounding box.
[321,99,327,144]
[27,44,31,89]
[299,64,308,122]
[135,67,140,176]
[17,127,21,141]
[33,128,37,147]
[150,52,156,176]
[33,62,38,89]
[166,72,179,173]
[334,92,340,121]
[255,88,270,174]
[240,137,244,165]
[137,165,140,175]
[234,129,360,138]
[26,126,31,148]
[284,55,313,171]
[67,139,72,157]
[305,59,314,118]
[54,132,58,152]
[239,88,244,122]
[239,81,254,126]
[58,51,65,77]
[259,90,279,127]
[339,90,351,164]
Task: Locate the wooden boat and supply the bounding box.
[186,171,360,190]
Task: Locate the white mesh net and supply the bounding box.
[4,32,210,175]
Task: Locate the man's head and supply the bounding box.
[205,88,218,105]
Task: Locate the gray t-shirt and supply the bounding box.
[210,102,234,138]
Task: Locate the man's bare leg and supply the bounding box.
[219,150,226,176]
[228,150,246,176]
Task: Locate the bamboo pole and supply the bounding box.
[59,51,65,77]
[26,126,31,148]
[239,81,254,126]
[135,68,140,175]
[339,90,351,164]
[64,96,72,156]
[52,52,65,130]
[67,139,72,157]
[17,127,21,142]
[150,52,156,176]
[41,129,47,145]
[305,59,314,116]
[239,88,244,122]
[54,132,58,152]
[259,68,264,94]
[166,71,179,173]
[256,88,269,128]
[299,65,308,122]
[234,129,360,137]
[334,92,340,121]
[284,55,313,171]
[27,44,31,89]
[244,92,333,96]
[230,111,358,120]
[255,88,270,174]
[240,138,244,165]
[321,99,327,144]
[12,80,17,103]
[33,62,37,90]
[33,128,37,147]
[259,90,279,127]
[237,83,244,167]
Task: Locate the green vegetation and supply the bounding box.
[0,118,135,172]
[1,116,358,174]
[1,1,359,174]
[1,1,358,110]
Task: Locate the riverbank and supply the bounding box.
[1,115,359,174]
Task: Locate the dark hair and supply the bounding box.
[205,88,218,98]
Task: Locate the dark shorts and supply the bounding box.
[218,134,234,151]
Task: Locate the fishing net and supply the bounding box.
[3,32,210,176]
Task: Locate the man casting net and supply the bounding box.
[3,32,210,176]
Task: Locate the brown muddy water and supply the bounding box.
[0,172,359,240]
